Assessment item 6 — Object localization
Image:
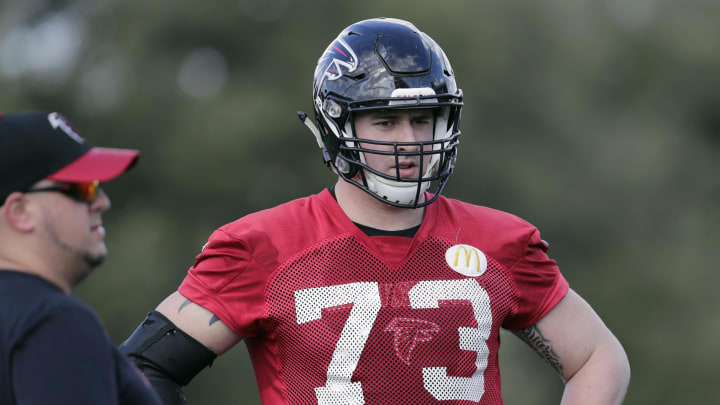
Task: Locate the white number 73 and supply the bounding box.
[295,279,492,404]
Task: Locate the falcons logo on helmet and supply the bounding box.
[315,37,358,82]
[384,318,440,365]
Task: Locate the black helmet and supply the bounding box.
[298,17,462,208]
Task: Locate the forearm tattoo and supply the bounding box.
[512,325,564,376]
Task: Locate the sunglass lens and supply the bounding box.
[73,181,99,202]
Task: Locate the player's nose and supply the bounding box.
[395,119,421,149]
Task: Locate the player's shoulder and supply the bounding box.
[223,191,325,230]
[435,195,536,233]
[205,190,338,250]
[432,196,544,265]
[197,190,340,270]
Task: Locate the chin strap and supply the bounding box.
[298,111,332,166]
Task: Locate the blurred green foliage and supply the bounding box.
[1,0,718,403]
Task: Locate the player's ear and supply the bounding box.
[1,192,36,232]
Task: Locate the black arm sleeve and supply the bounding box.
[135,364,189,405]
[119,311,217,405]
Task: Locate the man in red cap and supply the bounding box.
[0,111,160,405]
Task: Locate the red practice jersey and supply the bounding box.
[179,189,568,404]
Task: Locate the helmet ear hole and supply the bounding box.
[335,152,361,178]
[335,156,351,174]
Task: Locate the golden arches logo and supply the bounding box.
[445,244,487,277]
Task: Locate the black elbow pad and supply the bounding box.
[120,311,217,386]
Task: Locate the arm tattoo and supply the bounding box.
[178,299,192,313]
[178,299,221,327]
[512,324,564,376]
[178,300,220,326]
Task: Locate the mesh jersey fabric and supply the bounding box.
[178,189,569,405]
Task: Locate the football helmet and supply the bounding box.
[299,17,463,208]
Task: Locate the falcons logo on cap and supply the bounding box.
[384,318,440,365]
[47,112,85,144]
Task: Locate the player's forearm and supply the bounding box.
[560,339,630,405]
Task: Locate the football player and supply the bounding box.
[121,17,630,404]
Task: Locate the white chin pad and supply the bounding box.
[365,171,430,205]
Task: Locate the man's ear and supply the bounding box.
[1,192,36,232]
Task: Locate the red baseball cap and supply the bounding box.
[47,147,139,183]
[0,111,139,202]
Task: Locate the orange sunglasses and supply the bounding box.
[25,180,101,203]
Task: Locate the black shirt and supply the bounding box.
[0,270,161,405]
[327,186,421,237]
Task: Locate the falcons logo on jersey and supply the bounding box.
[384,317,440,365]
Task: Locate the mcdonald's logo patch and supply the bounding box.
[445,244,487,277]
